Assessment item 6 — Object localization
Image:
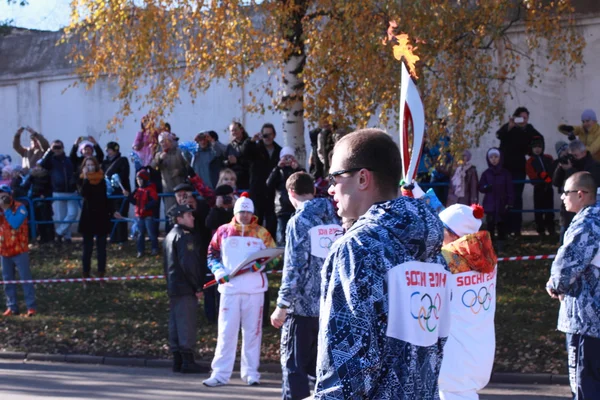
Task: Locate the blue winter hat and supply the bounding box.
[581,109,597,122]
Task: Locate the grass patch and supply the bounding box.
[0,233,566,372]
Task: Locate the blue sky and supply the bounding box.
[2,0,71,31]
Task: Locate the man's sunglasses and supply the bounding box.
[328,167,372,186]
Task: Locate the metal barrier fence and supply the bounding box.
[18,178,560,239]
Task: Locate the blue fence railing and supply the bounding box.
[17,178,562,239]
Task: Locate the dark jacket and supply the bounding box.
[163,224,204,297]
[24,167,53,198]
[205,207,233,232]
[479,150,514,220]
[102,153,131,194]
[496,123,543,177]
[526,154,555,189]
[40,150,77,193]
[192,198,212,279]
[78,177,112,235]
[249,141,281,194]
[70,143,104,173]
[266,165,305,216]
[224,136,253,190]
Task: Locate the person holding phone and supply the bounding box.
[13,126,49,169]
[496,106,544,237]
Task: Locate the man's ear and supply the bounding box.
[357,169,371,190]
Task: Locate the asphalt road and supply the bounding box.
[0,359,572,399]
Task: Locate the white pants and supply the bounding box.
[52,192,79,238]
[210,292,264,383]
[440,390,478,400]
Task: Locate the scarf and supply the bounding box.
[81,170,105,185]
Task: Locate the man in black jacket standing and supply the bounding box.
[496,106,544,237]
[163,204,207,374]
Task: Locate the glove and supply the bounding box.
[482,184,492,193]
[539,172,552,184]
[559,124,575,133]
[214,269,230,285]
[568,133,576,141]
[251,261,262,272]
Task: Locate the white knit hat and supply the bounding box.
[438,204,484,237]
[78,140,94,154]
[280,146,295,160]
[233,192,254,214]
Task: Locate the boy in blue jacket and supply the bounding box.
[270,172,341,400]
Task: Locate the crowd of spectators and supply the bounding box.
[0,119,345,282]
[413,106,600,247]
[2,107,599,271]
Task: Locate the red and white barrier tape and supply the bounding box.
[0,255,555,285]
[497,254,555,262]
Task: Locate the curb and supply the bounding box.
[0,351,567,384]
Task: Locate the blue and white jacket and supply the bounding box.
[276,198,341,317]
[548,202,600,339]
[315,196,450,399]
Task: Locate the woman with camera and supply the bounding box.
[78,156,116,279]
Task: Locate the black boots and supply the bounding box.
[180,352,208,374]
[172,352,182,372]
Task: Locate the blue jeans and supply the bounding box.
[52,191,79,239]
[137,216,158,253]
[2,253,36,312]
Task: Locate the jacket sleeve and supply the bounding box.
[35,134,50,152]
[40,149,54,170]
[467,167,479,204]
[277,217,309,308]
[13,133,27,157]
[315,242,389,398]
[495,123,509,140]
[94,145,104,164]
[207,228,226,275]
[478,171,490,193]
[552,162,566,188]
[4,204,28,229]
[178,234,204,292]
[266,167,281,190]
[69,144,78,166]
[525,158,538,180]
[548,218,600,294]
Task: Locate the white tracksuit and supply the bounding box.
[206,218,275,383]
[439,267,497,400]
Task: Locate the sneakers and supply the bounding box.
[136,252,143,259]
[26,309,36,317]
[2,309,18,317]
[150,249,159,256]
[202,377,226,387]
[247,377,260,386]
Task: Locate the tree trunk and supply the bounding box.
[282,53,306,166]
[280,0,308,166]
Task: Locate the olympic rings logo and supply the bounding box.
[319,237,334,249]
[461,284,495,314]
[318,230,343,250]
[410,291,442,332]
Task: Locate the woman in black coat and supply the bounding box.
[79,156,114,279]
[101,141,131,244]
